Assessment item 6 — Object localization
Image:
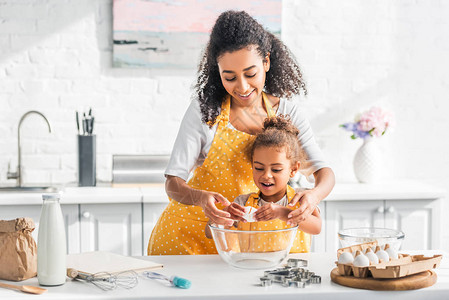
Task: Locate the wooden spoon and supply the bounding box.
[0,282,47,295]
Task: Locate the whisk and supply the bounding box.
[67,268,138,291]
[141,271,191,289]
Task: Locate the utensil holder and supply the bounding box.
[78,135,96,187]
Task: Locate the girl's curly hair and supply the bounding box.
[195,10,307,127]
[248,115,304,166]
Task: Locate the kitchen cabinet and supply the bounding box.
[384,199,441,251]
[325,200,384,252]
[325,198,441,252]
[80,203,142,256]
[0,203,143,256]
[310,203,326,252]
[0,180,445,256]
[0,204,79,254]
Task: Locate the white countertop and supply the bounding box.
[328,180,446,201]
[0,180,445,205]
[0,251,447,300]
[0,184,167,205]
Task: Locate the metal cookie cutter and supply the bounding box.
[281,275,296,287]
[310,275,322,284]
[286,258,308,268]
[259,277,272,287]
[258,260,321,288]
[290,279,306,288]
[299,270,314,279]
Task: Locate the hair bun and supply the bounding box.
[263,115,299,136]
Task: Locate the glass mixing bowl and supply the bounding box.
[208,224,298,270]
[338,227,405,251]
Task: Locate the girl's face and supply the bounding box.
[217,46,270,108]
[252,146,299,202]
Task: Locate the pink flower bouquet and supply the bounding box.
[340,107,394,139]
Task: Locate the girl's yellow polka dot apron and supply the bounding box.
[237,185,311,253]
[148,92,275,255]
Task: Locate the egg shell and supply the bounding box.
[353,252,370,267]
[375,249,390,262]
[243,206,257,222]
[384,245,398,259]
[338,252,354,264]
[365,248,380,264]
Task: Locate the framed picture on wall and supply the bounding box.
[112,0,282,69]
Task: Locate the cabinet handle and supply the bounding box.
[387,206,395,213]
[377,206,384,213]
[82,211,91,218]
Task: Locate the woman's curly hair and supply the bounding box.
[195,10,307,127]
[248,115,304,166]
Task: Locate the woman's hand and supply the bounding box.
[198,190,235,226]
[224,203,246,222]
[287,189,319,226]
[165,175,235,226]
[287,168,335,226]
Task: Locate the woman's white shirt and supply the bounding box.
[165,98,330,181]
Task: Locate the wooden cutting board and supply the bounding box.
[330,268,437,291]
[67,251,163,275]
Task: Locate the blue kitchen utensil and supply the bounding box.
[142,271,191,289]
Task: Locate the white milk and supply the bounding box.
[37,193,67,286]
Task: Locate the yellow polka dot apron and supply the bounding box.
[148,92,276,255]
[236,185,311,253]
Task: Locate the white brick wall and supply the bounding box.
[0,0,193,185]
[1,0,448,248]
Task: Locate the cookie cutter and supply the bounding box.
[258,259,321,288]
[259,277,272,287]
[286,258,308,268]
[289,280,306,288]
[310,275,322,284]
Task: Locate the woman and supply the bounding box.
[148,10,334,255]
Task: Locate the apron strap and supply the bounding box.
[248,185,297,208]
[214,95,231,128]
[262,92,276,118]
[217,92,276,128]
[246,192,261,207]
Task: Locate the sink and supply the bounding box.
[0,186,59,193]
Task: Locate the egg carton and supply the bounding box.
[337,240,379,257]
[336,242,442,279]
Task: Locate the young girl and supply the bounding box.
[206,115,321,252]
[148,10,333,255]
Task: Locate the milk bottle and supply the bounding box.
[37,193,66,286]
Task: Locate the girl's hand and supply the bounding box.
[224,202,246,222]
[255,203,283,221]
[198,190,234,226]
[287,189,319,226]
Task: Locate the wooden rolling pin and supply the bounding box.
[67,268,91,279]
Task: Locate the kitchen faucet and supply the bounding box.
[7,111,52,187]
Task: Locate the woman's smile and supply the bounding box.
[236,89,255,100]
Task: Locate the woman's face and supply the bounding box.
[217,46,270,108]
[252,146,298,202]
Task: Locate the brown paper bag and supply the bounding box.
[0,218,37,281]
